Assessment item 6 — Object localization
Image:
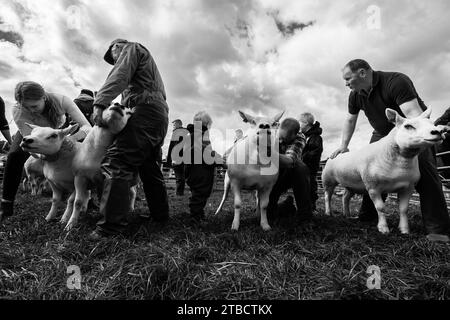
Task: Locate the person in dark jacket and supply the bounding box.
[90,38,170,239]
[185,111,222,221]
[61,89,96,134]
[167,119,188,196]
[299,113,323,211]
[74,89,95,125]
[0,96,12,149]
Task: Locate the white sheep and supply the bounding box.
[215,111,284,231]
[322,108,446,234]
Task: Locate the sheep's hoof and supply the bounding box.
[45,214,57,222]
[378,225,390,234]
[231,224,239,232]
[64,223,75,232]
[261,224,272,232]
[399,227,410,235]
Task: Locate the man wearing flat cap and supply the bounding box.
[90,38,170,239]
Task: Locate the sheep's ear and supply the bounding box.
[60,123,80,137]
[239,111,257,125]
[386,108,405,126]
[272,111,285,126]
[25,123,39,130]
[420,107,432,119]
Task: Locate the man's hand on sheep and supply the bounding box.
[93,105,106,127]
[330,146,350,159]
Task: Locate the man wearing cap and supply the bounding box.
[167,119,187,196]
[90,38,170,239]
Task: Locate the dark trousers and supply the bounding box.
[97,101,169,235]
[185,164,215,217]
[2,132,29,203]
[360,133,450,234]
[268,161,312,217]
[309,170,319,208]
[173,164,185,195]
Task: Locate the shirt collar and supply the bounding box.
[361,71,380,98]
[372,71,380,88]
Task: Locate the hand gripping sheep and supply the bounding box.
[322,108,446,234]
[215,111,284,231]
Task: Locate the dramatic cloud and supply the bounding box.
[1,0,449,157]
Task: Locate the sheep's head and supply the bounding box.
[387,108,446,151]
[101,103,133,134]
[20,124,79,156]
[238,110,284,137]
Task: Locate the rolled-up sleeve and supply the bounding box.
[389,73,418,106]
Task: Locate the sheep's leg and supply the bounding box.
[129,185,137,212]
[61,192,76,226]
[37,178,44,196]
[342,188,354,217]
[231,187,242,231]
[255,190,260,217]
[324,184,336,216]
[46,183,63,221]
[258,188,272,232]
[22,177,28,192]
[65,177,89,231]
[368,190,389,234]
[31,178,38,196]
[397,188,414,235]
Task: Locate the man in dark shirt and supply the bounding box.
[330,59,450,243]
[90,39,170,239]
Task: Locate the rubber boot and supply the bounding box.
[95,178,131,235]
[142,182,169,223]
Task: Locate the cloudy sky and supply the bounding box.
[1,0,450,158]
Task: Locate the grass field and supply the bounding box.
[0,180,449,300]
